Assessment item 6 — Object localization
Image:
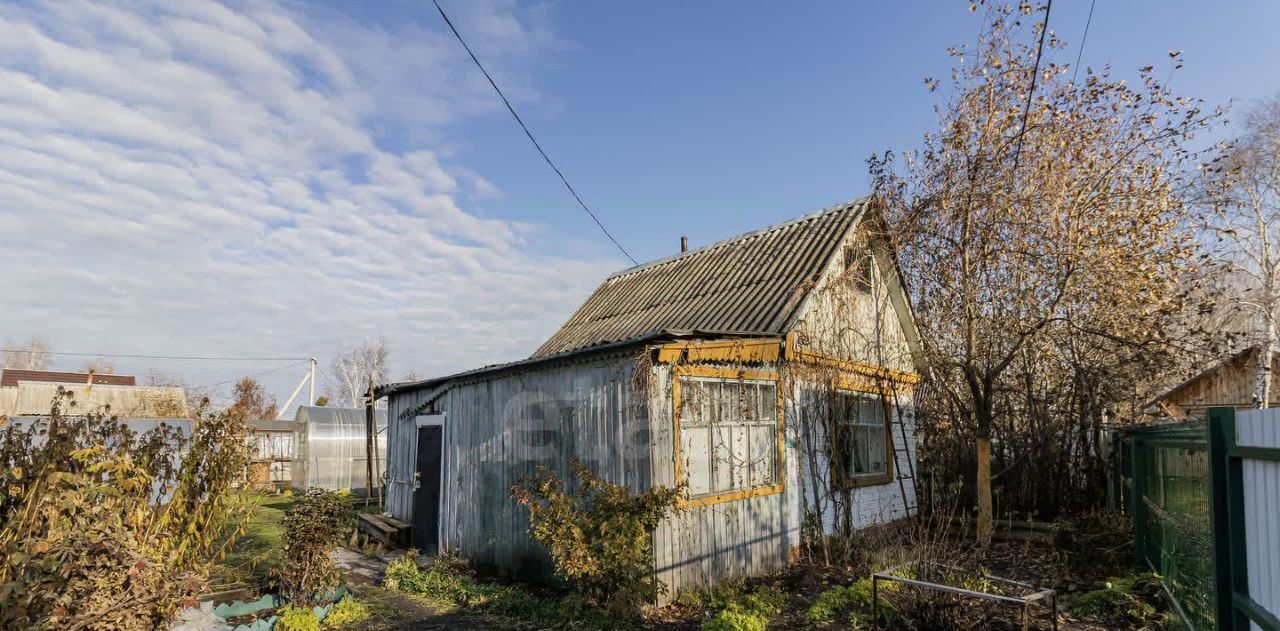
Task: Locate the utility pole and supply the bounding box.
[365,378,375,506]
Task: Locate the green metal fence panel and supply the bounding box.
[1125,421,1216,630]
[1121,411,1280,631]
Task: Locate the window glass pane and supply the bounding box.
[680,380,708,427]
[867,422,887,473]
[853,425,871,474]
[712,423,736,492]
[731,422,750,489]
[682,425,712,495]
[757,384,776,421]
[859,397,878,425]
[750,424,776,486]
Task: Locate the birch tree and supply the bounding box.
[872,3,1218,544]
[326,339,389,408]
[2,337,49,370]
[1201,98,1280,407]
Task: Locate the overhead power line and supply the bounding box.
[430,0,638,265]
[0,349,310,362]
[1071,0,1096,84]
[1011,0,1054,173]
[210,359,312,387]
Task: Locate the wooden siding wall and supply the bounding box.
[649,362,917,600]
[789,233,915,373]
[384,351,650,579]
[1162,352,1280,414]
[385,352,918,598]
[649,363,797,597]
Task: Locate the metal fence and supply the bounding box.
[1120,410,1280,631]
[1210,408,1280,631]
[1123,421,1216,629]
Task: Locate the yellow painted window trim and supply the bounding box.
[672,365,785,508]
[829,385,897,491]
[656,338,783,364]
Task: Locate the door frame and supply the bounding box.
[413,413,446,553]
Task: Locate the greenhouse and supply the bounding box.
[292,405,387,494]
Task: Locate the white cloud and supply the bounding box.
[0,0,619,407]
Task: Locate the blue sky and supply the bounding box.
[443,1,1280,260]
[1,1,1277,411]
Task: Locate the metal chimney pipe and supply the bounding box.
[680,236,688,253]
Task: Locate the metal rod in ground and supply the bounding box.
[872,575,879,629]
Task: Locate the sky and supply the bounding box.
[2,1,1277,414]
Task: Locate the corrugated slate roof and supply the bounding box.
[532,197,871,358]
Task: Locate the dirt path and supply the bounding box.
[333,548,495,631]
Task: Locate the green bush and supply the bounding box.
[806,576,896,627]
[673,589,704,608]
[275,490,354,607]
[0,391,253,629]
[276,605,320,631]
[323,598,370,627]
[703,603,768,631]
[511,459,682,619]
[1065,574,1162,629]
[698,583,783,631]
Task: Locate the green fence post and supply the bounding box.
[1208,406,1248,631]
[1129,436,1147,571]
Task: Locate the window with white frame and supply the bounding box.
[836,392,889,481]
[677,377,779,498]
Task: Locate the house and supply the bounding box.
[378,197,924,597]
[0,369,188,419]
[1147,346,1280,420]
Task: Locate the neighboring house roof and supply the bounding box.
[533,197,872,358]
[0,382,188,418]
[1146,345,1279,417]
[1,369,136,387]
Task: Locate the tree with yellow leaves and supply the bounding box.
[871,2,1220,545]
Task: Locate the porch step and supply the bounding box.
[357,513,411,547]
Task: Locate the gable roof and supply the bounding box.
[1,369,136,388]
[1145,345,1277,416]
[532,197,872,358]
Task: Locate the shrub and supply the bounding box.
[322,598,370,627]
[699,583,784,631]
[1065,574,1162,629]
[806,576,899,627]
[276,604,320,631]
[0,392,251,629]
[510,459,682,619]
[276,489,354,607]
[703,603,768,631]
